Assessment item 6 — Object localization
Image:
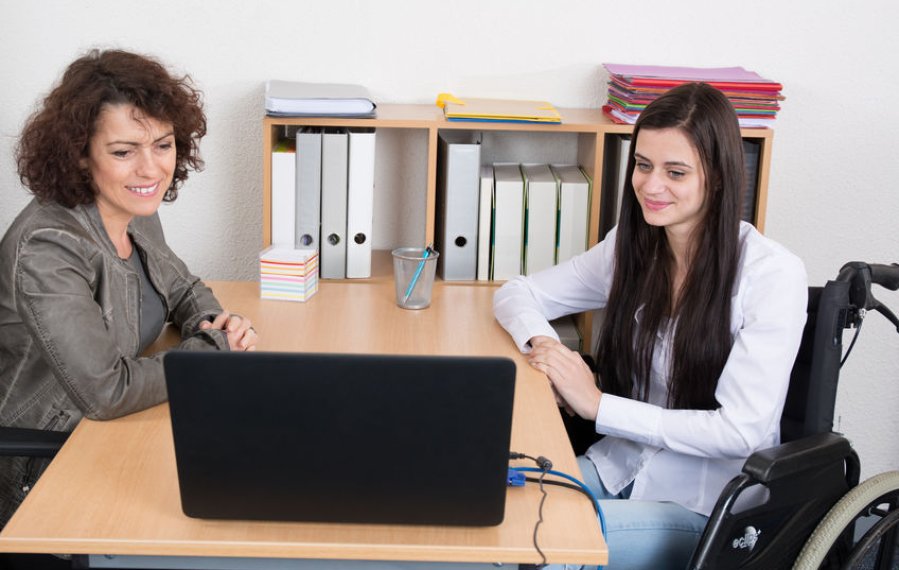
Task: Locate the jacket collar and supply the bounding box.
[70,201,128,260]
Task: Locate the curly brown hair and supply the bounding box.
[16,49,207,207]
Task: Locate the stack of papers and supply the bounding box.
[259,246,319,302]
[436,93,562,124]
[265,80,376,118]
[601,64,784,129]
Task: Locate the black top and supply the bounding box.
[129,248,166,352]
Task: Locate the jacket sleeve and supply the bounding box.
[596,250,809,459]
[493,229,617,352]
[15,228,227,421]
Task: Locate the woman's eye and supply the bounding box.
[112,150,130,158]
[157,142,173,151]
[668,170,685,179]
[636,162,651,172]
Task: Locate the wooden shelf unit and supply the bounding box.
[261,103,775,344]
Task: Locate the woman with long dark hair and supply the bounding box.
[494,82,807,568]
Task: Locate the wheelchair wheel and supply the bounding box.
[793,470,899,569]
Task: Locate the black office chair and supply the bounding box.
[0,428,69,458]
[0,429,70,570]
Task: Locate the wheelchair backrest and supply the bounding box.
[780,281,850,443]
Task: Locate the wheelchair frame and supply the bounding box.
[689,261,899,569]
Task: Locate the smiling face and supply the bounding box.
[631,127,707,240]
[83,103,176,233]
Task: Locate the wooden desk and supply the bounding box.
[0,281,606,566]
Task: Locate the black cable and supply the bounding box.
[511,451,552,567]
[841,317,863,368]
[533,468,548,568]
[525,476,600,514]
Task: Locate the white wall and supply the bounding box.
[2,0,897,479]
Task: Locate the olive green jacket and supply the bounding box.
[0,199,228,526]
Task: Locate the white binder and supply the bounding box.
[521,164,558,275]
[436,132,481,281]
[346,129,376,278]
[491,163,524,281]
[320,130,348,279]
[271,140,296,247]
[551,164,590,264]
[477,165,494,281]
[295,129,322,249]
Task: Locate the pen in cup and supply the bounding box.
[403,244,434,304]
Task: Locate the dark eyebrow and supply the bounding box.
[633,152,694,169]
[105,131,175,147]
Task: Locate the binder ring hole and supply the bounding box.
[354,233,367,245]
[454,236,467,248]
[327,234,341,246]
[300,234,314,246]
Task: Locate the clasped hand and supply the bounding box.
[527,335,602,421]
[199,311,258,351]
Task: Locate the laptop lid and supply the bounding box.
[163,350,516,526]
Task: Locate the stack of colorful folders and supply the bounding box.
[602,64,784,128]
[436,93,562,124]
[259,246,319,302]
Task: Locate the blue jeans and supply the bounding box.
[549,456,709,570]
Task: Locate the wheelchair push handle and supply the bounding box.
[868,262,899,291]
[837,261,899,334]
[837,261,899,296]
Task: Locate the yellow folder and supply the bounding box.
[436,93,562,124]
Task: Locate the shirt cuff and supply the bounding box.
[512,317,560,353]
[595,393,662,447]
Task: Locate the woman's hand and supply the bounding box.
[527,336,602,421]
[528,336,575,414]
[200,311,258,351]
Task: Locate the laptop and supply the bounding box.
[163,350,516,526]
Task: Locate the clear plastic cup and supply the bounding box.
[391,247,439,309]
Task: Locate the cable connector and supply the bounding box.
[509,451,553,471]
[507,469,527,487]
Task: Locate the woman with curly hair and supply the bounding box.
[0,49,257,527]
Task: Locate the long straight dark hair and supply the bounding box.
[595,82,744,410]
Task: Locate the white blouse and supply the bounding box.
[493,223,808,516]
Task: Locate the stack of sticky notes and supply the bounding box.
[259,246,319,302]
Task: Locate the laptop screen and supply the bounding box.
[164,350,516,526]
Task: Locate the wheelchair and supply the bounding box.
[2,261,899,569]
[689,261,899,569]
[561,261,899,569]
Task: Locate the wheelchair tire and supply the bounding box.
[793,470,899,569]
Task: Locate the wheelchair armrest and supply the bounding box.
[0,427,69,458]
[742,432,851,484]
